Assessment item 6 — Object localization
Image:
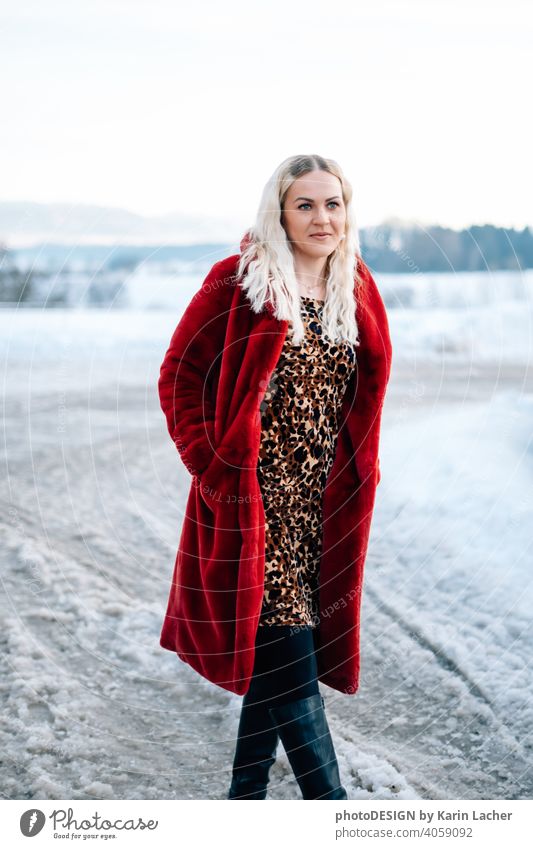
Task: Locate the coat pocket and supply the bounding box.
[197,445,239,510]
[197,456,223,509]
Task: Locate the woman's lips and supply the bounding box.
[310,234,331,240]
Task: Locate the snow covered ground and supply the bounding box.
[1,268,532,800]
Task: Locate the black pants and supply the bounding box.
[243,624,320,711]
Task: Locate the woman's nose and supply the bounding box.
[313,208,330,224]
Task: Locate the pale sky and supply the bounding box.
[2,0,532,230]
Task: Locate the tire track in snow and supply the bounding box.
[364,583,531,762]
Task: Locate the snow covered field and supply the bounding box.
[1,269,532,800]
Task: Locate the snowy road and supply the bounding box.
[2,350,532,800]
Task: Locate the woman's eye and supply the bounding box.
[297,201,340,210]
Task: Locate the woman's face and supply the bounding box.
[281,169,347,260]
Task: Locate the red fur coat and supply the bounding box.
[158,247,392,695]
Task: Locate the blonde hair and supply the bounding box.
[236,154,363,346]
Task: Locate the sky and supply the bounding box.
[2,0,532,232]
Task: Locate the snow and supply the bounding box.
[0,268,532,800]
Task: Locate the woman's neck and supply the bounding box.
[293,254,328,299]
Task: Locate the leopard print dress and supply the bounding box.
[256,296,357,629]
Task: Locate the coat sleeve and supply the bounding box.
[158,260,234,480]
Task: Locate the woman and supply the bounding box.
[158,154,393,800]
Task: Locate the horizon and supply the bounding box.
[0,199,530,253]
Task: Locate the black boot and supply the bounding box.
[228,697,279,799]
[268,692,348,799]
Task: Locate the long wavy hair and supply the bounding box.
[236,154,363,346]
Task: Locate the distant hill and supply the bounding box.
[0,201,242,247]
[362,219,533,272]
